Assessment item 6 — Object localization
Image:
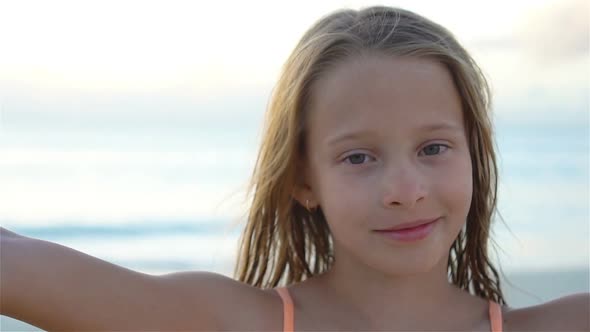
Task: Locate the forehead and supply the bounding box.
[306,55,464,143]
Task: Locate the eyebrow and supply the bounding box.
[326,122,463,146]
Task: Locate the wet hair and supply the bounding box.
[234,5,506,305]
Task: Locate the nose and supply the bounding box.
[381,162,427,209]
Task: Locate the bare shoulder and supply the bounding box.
[157,271,283,331]
[504,292,590,332]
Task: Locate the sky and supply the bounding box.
[1,0,587,104]
[0,0,588,272]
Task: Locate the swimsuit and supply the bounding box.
[275,287,503,332]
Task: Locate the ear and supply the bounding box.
[291,163,319,211]
[292,184,318,211]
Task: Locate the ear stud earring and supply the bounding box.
[305,199,317,212]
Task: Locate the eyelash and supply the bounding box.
[342,143,450,165]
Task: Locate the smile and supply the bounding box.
[374,217,440,242]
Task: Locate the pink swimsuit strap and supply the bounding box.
[275,287,503,332]
[276,287,294,332]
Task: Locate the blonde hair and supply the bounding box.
[234,5,506,305]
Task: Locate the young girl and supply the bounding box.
[1,5,588,332]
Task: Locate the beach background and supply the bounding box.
[1,0,588,331]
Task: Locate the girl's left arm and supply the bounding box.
[506,292,590,332]
[536,293,590,331]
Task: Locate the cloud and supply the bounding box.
[464,0,589,116]
[467,0,589,63]
[516,0,589,64]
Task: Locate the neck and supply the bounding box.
[314,250,474,330]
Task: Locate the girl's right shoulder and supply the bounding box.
[158,271,285,331]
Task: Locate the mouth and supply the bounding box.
[374,217,441,232]
[373,217,441,242]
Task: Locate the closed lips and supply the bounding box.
[374,217,440,232]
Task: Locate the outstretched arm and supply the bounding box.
[0,227,221,331]
[506,292,590,332]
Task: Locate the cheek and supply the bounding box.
[312,166,372,223]
[319,173,363,206]
[439,155,473,216]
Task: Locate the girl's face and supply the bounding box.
[299,55,472,275]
